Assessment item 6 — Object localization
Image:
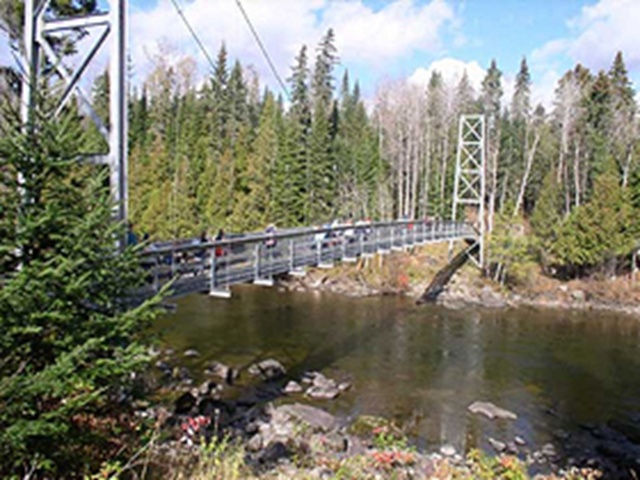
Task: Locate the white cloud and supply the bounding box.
[0,31,15,68]
[408,57,485,91]
[533,0,640,74]
[323,0,454,66]
[128,0,457,88]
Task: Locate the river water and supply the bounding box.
[156,286,640,456]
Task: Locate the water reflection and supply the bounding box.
[156,286,640,452]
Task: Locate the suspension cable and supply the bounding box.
[233,0,290,101]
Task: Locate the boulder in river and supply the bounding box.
[183,349,200,358]
[306,384,340,400]
[488,437,506,452]
[205,360,238,384]
[248,358,286,380]
[468,401,517,420]
[283,380,303,394]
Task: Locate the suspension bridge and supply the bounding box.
[138,219,477,298]
[18,0,486,300]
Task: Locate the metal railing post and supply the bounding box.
[210,247,216,291]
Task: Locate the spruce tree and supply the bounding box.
[0,108,161,477]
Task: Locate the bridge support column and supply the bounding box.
[451,114,486,268]
[288,238,306,277]
[254,244,274,287]
[209,252,231,298]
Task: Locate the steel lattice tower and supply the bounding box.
[21,0,128,222]
[451,114,486,267]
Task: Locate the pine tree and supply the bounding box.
[531,166,563,268]
[481,59,504,231]
[0,109,161,477]
[231,92,278,231]
[608,52,637,186]
[286,45,312,224]
[554,162,635,275]
[511,57,531,122]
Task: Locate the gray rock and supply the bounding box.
[283,380,303,394]
[248,358,286,380]
[306,384,340,400]
[440,444,456,457]
[245,421,259,435]
[198,380,217,397]
[183,349,200,358]
[468,401,517,420]
[514,435,527,446]
[337,381,352,392]
[205,361,237,384]
[309,372,336,389]
[155,360,171,372]
[488,437,506,452]
[571,289,586,302]
[256,441,289,464]
[246,433,263,452]
[345,435,366,456]
[542,443,557,457]
[273,403,338,432]
[505,441,518,454]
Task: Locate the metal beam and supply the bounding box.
[452,114,486,268]
[21,0,128,224]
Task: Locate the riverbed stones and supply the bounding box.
[488,437,506,452]
[571,289,586,302]
[468,401,517,420]
[248,358,286,380]
[283,380,303,394]
[204,360,238,384]
[302,372,343,399]
[183,348,200,358]
[440,444,456,457]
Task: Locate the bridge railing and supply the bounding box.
[137,219,477,298]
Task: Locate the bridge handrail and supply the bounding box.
[139,219,476,257]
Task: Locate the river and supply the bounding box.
[155,285,640,458]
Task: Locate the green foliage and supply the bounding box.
[0,110,161,478]
[488,204,537,287]
[554,168,636,275]
[531,167,563,268]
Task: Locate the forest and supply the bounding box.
[104,29,639,281]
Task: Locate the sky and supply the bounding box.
[2,0,640,108]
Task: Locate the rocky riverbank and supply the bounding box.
[278,244,640,318]
[128,348,636,479]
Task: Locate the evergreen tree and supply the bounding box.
[531,166,563,268]
[231,92,278,230]
[608,52,637,186]
[511,57,531,122]
[286,45,312,224]
[554,163,635,275]
[0,109,161,477]
[481,59,504,231]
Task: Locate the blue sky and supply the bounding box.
[2,0,639,106]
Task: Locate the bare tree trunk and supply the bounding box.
[423,122,432,217]
[573,141,581,207]
[513,129,540,216]
[622,143,634,188]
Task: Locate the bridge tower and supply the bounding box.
[21,0,128,222]
[451,114,486,267]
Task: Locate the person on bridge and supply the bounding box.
[265,223,277,249]
[214,229,226,257]
[126,222,138,246]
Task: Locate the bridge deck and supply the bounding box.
[138,219,477,299]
